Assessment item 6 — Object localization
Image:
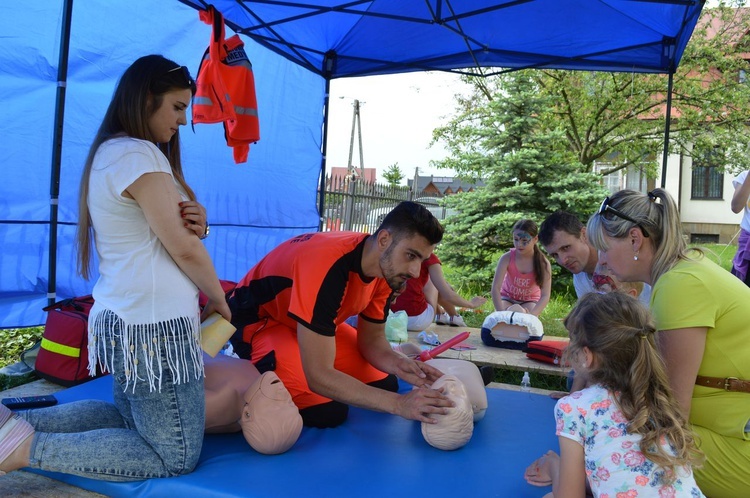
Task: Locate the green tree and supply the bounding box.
[448,5,750,179]
[432,5,750,288]
[434,74,608,289]
[382,162,404,186]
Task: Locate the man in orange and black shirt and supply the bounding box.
[228,202,451,428]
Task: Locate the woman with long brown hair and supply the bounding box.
[0,55,229,480]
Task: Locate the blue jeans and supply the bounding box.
[20,318,205,481]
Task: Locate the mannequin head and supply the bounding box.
[426,358,487,421]
[240,371,303,455]
[421,374,474,450]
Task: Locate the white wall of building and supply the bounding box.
[672,152,742,225]
[600,150,743,243]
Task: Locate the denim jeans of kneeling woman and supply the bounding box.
[19,316,205,481]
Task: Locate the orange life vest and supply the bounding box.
[192,6,260,164]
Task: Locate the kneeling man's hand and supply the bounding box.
[396,386,454,423]
[393,356,443,387]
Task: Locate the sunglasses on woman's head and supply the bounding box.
[165,65,194,87]
[598,197,650,238]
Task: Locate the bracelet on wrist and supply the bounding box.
[199,221,210,240]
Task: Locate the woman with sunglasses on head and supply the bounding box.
[0,55,230,481]
[586,188,750,498]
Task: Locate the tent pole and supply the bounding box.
[47,0,74,306]
[318,76,331,231]
[318,52,335,231]
[660,70,674,189]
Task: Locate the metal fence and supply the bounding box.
[318,174,452,233]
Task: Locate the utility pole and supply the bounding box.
[410,166,419,200]
[343,98,365,230]
[347,99,365,180]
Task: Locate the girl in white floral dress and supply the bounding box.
[524,292,704,498]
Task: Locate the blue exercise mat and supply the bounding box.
[28,375,558,497]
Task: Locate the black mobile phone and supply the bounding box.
[1,394,58,410]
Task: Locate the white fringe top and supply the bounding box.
[88,309,203,392]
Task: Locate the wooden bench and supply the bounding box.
[404,323,569,378]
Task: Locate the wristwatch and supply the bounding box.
[199,221,210,240]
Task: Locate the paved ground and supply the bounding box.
[0,471,106,498]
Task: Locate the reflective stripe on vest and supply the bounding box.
[234,105,258,117]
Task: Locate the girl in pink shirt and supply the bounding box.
[491,219,551,316]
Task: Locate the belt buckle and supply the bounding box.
[724,377,738,390]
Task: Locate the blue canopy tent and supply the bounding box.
[0,0,704,328]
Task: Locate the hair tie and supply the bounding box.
[647,190,657,201]
[639,324,656,340]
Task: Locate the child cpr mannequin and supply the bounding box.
[421,374,474,451]
[425,358,487,422]
[393,344,486,451]
[392,344,488,422]
[480,309,544,349]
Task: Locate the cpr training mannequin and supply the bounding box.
[420,375,474,451]
[480,309,544,350]
[203,353,303,455]
[393,347,482,451]
[392,345,487,422]
[425,358,487,422]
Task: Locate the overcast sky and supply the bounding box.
[326,71,469,184]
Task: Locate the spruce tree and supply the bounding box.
[435,73,607,288]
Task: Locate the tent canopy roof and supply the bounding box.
[0,0,705,328]
[178,0,704,78]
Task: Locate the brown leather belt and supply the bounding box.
[695,375,750,393]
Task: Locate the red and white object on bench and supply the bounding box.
[417,331,470,361]
[526,340,569,366]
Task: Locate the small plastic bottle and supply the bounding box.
[520,371,531,392]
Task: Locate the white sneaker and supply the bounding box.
[449,314,466,327]
[435,312,450,325]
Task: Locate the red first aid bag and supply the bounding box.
[36,296,105,387]
[198,280,237,309]
[526,340,570,367]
